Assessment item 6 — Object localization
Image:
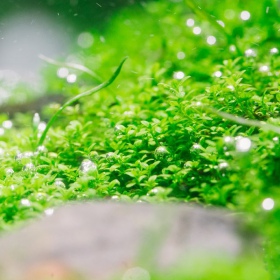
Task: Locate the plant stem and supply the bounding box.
[37,57,128,147]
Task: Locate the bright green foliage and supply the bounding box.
[0,0,279,277]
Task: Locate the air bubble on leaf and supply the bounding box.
[154,146,169,159]
[44,208,54,216]
[0,128,5,136]
[173,71,185,80]
[207,35,216,45]
[193,26,201,35]
[270,47,279,55]
[5,168,14,176]
[236,137,252,152]
[262,198,274,211]
[67,74,77,83]
[80,159,97,174]
[218,162,229,170]
[21,199,31,207]
[57,67,69,78]
[240,10,250,21]
[273,137,279,142]
[186,18,195,27]
[23,163,36,172]
[38,122,47,132]
[54,180,66,188]
[10,185,16,191]
[227,85,235,91]
[111,195,119,200]
[244,49,256,57]
[2,120,13,129]
[191,143,202,154]
[213,71,222,78]
[36,192,47,200]
[259,65,270,73]
[216,20,225,27]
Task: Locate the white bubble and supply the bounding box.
[77,32,94,48]
[2,120,13,129]
[207,36,216,45]
[193,26,201,35]
[236,137,252,152]
[213,71,222,78]
[218,162,229,170]
[5,168,14,176]
[154,146,169,159]
[259,65,270,72]
[262,198,274,211]
[57,67,69,78]
[244,49,256,57]
[173,71,185,80]
[122,267,150,280]
[80,159,97,174]
[33,113,40,128]
[177,51,186,60]
[240,11,251,21]
[0,128,5,136]
[186,18,195,27]
[21,199,31,207]
[44,208,54,216]
[38,122,47,132]
[229,45,236,52]
[270,47,279,55]
[227,85,235,91]
[216,20,225,27]
[67,74,77,83]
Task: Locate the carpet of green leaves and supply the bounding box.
[0,0,279,278]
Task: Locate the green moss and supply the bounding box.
[0,0,280,277]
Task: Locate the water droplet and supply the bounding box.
[262,198,274,211]
[21,199,31,207]
[57,67,69,78]
[177,51,186,60]
[216,20,225,27]
[2,120,13,129]
[270,47,279,55]
[186,18,195,27]
[213,71,222,78]
[5,168,14,176]
[54,179,66,188]
[173,71,185,80]
[259,65,270,72]
[77,32,94,48]
[67,74,77,83]
[154,146,169,159]
[80,159,97,174]
[23,162,36,172]
[207,35,216,45]
[122,267,150,280]
[193,26,201,35]
[44,208,54,216]
[236,137,252,152]
[240,10,251,21]
[244,49,256,57]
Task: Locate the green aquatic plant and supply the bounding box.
[37,57,127,147]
